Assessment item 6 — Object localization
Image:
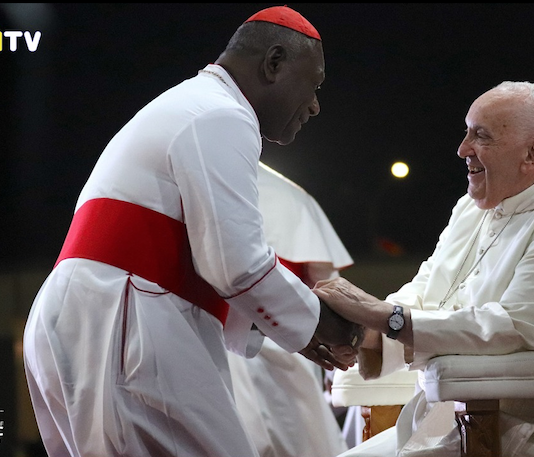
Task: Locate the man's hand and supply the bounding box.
[299,298,364,371]
[299,335,357,371]
[313,277,413,348]
[316,298,365,348]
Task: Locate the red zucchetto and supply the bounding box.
[244,5,321,41]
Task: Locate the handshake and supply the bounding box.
[299,297,365,371]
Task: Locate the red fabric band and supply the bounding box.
[55,198,229,325]
[278,257,306,281]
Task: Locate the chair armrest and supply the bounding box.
[331,364,418,407]
[424,352,534,403]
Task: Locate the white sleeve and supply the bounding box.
[169,107,319,355]
[385,196,534,370]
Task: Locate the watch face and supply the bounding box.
[389,314,404,331]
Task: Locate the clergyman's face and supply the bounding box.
[262,41,324,146]
[457,89,533,209]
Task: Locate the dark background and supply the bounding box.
[2,2,533,270]
[1,5,533,455]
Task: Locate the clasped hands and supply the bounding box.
[299,281,365,371]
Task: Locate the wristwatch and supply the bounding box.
[387,305,404,340]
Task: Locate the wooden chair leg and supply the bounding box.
[455,400,500,457]
[361,405,403,442]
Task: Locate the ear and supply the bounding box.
[521,144,534,173]
[262,44,286,83]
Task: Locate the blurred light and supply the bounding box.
[376,237,405,256]
[391,161,409,178]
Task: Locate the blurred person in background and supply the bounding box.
[228,161,354,457]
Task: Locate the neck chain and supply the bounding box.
[438,210,515,309]
[198,69,230,88]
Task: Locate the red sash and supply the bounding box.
[278,258,306,282]
[55,198,229,324]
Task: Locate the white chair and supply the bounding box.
[332,364,418,408]
[333,352,534,457]
[424,352,534,457]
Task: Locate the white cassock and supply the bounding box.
[227,162,353,457]
[23,65,324,457]
[338,186,534,457]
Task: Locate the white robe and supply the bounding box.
[227,162,353,457]
[23,64,323,457]
[338,184,534,457]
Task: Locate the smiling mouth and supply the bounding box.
[468,166,485,174]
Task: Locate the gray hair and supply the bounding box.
[223,21,320,62]
[492,81,534,138]
[493,81,534,99]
